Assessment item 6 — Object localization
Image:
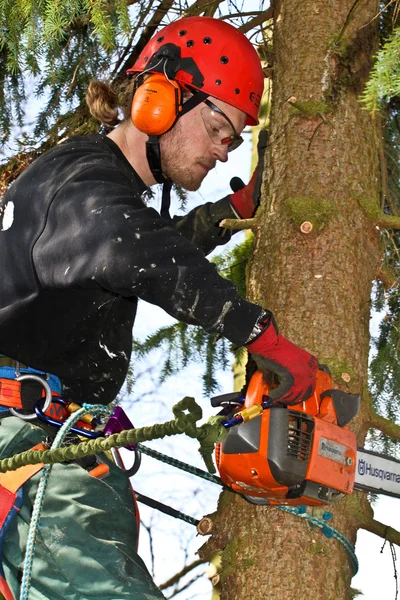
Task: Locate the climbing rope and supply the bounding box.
[2,400,359,585]
[0,398,228,475]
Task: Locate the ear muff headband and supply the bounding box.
[131,73,182,136]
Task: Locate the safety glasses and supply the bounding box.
[200,99,244,152]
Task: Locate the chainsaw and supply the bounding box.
[212,367,400,505]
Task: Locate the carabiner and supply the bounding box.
[34,398,103,439]
[111,447,142,477]
[9,374,52,421]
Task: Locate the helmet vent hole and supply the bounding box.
[215,79,222,85]
[234,88,240,94]
[186,40,194,47]
[143,56,148,63]
[203,37,212,44]
[178,30,187,36]
[220,56,229,64]
[157,36,164,43]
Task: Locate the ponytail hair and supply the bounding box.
[86,79,136,127]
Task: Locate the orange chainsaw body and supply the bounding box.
[215,369,359,506]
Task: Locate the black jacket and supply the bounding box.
[0,134,262,403]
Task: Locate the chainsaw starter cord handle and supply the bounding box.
[246,316,318,405]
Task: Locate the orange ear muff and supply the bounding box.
[131,73,182,136]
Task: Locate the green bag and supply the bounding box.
[0,416,166,600]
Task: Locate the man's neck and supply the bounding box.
[107,122,157,187]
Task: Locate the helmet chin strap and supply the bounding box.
[146,136,168,184]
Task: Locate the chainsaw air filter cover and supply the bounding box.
[215,370,359,506]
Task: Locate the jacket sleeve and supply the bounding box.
[172,195,237,256]
[33,164,262,347]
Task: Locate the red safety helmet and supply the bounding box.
[127,16,264,126]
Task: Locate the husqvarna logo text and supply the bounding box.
[358,459,400,482]
[318,437,346,464]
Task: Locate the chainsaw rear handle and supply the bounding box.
[211,368,361,429]
[210,391,244,408]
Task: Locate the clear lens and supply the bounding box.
[200,105,243,153]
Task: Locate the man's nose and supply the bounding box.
[211,143,229,163]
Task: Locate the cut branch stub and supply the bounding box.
[286,196,337,233]
[197,516,214,535]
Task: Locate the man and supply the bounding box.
[0,16,317,600]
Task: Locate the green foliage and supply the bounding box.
[0,0,133,142]
[133,323,232,395]
[173,183,188,212]
[370,98,400,446]
[211,234,254,297]
[370,283,400,446]
[366,3,400,447]
[361,28,400,112]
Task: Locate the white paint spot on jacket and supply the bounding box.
[188,290,200,318]
[210,301,233,332]
[1,201,14,231]
[99,340,118,359]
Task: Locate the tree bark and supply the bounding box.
[201,1,382,598]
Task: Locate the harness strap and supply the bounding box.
[0,362,62,416]
[0,379,24,409]
[0,443,45,600]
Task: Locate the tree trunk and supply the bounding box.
[201,1,382,598]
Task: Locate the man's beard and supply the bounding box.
[160,120,208,191]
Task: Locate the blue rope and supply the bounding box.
[277,506,358,575]
[19,404,113,600]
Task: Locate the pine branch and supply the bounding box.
[159,558,207,591]
[360,517,400,546]
[183,0,224,18]
[237,7,274,34]
[219,217,257,231]
[165,572,204,599]
[376,214,400,229]
[0,104,95,194]
[358,196,400,229]
[376,266,398,289]
[121,0,175,75]
[369,410,400,441]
